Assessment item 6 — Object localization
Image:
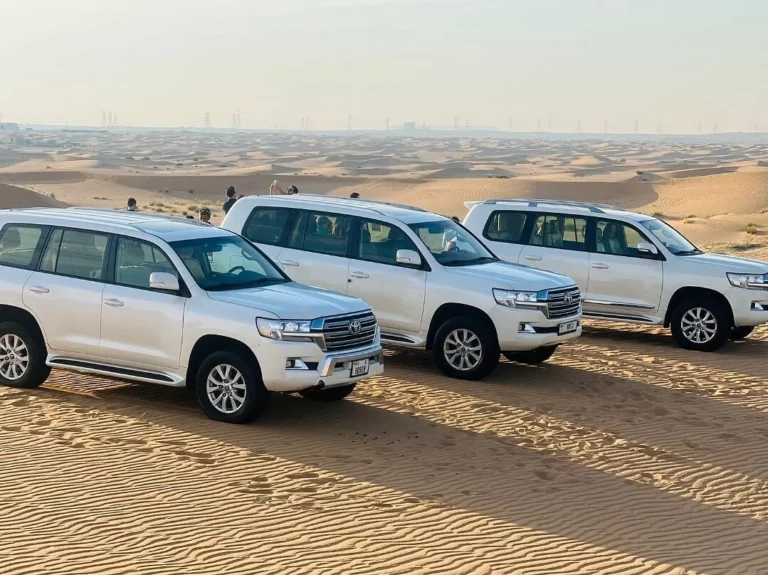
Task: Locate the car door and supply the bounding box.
[479,209,531,264]
[22,228,109,357]
[585,219,664,316]
[517,213,590,292]
[98,237,186,369]
[347,218,427,333]
[274,210,352,294]
[239,206,296,260]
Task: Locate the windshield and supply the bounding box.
[638,218,699,255]
[408,219,497,266]
[170,235,289,291]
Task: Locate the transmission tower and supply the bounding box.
[347,114,352,130]
[102,110,106,126]
[577,119,581,133]
[536,117,541,132]
[113,113,118,127]
[386,117,389,131]
[204,112,211,128]
[237,110,241,129]
[634,120,639,134]
[108,112,113,126]
[713,121,718,133]
[604,120,608,135]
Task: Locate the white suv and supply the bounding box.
[0,208,384,423]
[464,198,768,351]
[222,195,583,380]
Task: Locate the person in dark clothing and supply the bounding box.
[127,198,138,212]
[350,192,360,198]
[222,186,240,214]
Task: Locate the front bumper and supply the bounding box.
[728,288,768,327]
[490,305,583,351]
[259,340,384,392]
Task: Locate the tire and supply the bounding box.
[503,345,559,365]
[433,316,499,381]
[730,326,754,340]
[0,321,51,389]
[195,350,270,424]
[299,383,356,401]
[670,296,730,352]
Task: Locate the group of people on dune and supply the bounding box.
[124,183,362,226]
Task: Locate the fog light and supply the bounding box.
[518,323,536,334]
[286,358,308,370]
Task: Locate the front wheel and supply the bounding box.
[196,351,270,424]
[433,317,499,381]
[730,326,754,340]
[670,297,730,352]
[503,345,559,365]
[299,383,356,401]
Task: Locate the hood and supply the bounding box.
[207,282,369,320]
[447,261,576,291]
[681,252,768,274]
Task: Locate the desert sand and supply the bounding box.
[2,129,768,574]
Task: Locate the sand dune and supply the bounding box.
[2,130,768,573]
[0,183,66,208]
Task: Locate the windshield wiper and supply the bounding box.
[206,277,288,291]
[675,249,703,256]
[442,256,498,267]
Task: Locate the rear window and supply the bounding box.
[483,211,529,244]
[0,225,47,269]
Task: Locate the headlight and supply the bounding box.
[727,273,768,289]
[493,288,543,307]
[256,318,313,340]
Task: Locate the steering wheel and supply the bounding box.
[227,265,246,275]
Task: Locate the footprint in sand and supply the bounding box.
[534,470,557,481]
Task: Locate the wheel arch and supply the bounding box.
[0,305,47,348]
[426,303,498,350]
[663,287,734,328]
[185,335,261,390]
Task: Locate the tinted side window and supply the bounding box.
[41,229,109,280]
[595,220,653,258]
[358,219,418,266]
[115,238,177,289]
[484,211,529,244]
[294,211,353,257]
[529,214,587,251]
[242,207,293,246]
[0,225,47,269]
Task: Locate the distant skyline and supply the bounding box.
[2,0,767,133]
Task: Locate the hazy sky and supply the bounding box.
[2,0,767,133]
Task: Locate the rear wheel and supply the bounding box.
[433,316,499,380]
[670,297,730,352]
[299,383,356,401]
[503,345,559,365]
[196,351,270,423]
[0,321,50,389]
[730,326,754,340]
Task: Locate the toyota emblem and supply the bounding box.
[564,292,573,304]
[349,320,362,334]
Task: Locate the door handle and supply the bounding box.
[103,298,125,307]
[523,255,542,262]
[591,263,610,270]
[350,271,370,279]
[280,260,299,267]
[28,286,50,294]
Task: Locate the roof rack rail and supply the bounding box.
[280,193,428,213]
[479,198,622,214]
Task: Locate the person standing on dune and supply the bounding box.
[126,198,139,212]
[270,181,298,196]
[222,186,243,214]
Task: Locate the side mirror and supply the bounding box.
[396,249,422,267]
[637,242,659,256]
[149,272,180,292]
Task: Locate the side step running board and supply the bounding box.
[47,358,184,387]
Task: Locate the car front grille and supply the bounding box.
[542,286,581,320]
[319,311,378,352]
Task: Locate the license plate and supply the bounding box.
[558,320,578,335]
[350,359,370,377]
